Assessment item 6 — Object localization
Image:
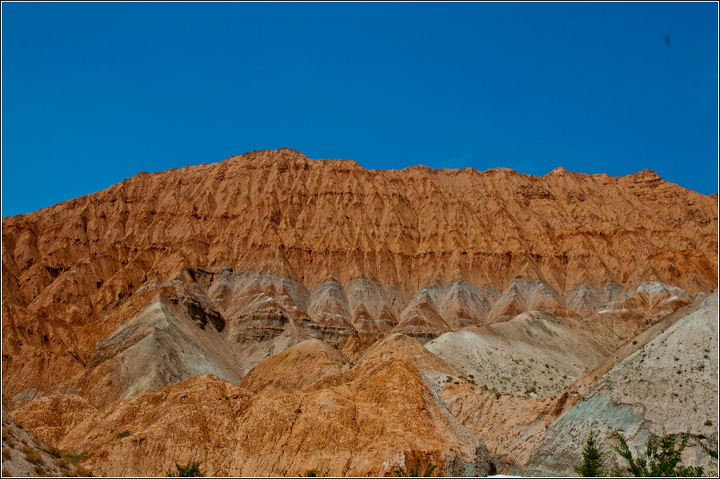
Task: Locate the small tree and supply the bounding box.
[576,429,606,476]
[393,458,438,477]
[167,460,205,477]
[612,430,704,477]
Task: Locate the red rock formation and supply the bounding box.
[2,149,717,409]
[2,148,718,476]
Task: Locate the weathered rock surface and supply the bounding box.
[2,148,718,476]
[3,149,717,410]
[438,380,582,475]
[11,334,496,477]
[426,310,612,396]
[2,406,90,477]
[524,292,719,476]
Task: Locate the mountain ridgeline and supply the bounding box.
[2,148,717,476]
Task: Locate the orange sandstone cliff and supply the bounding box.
[2,148,717,476]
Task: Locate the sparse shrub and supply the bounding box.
[575,430,606,476]
[116,430,131,439]
[5,438,15,448]
[23,447,41,464]
[2,467,11,477]
[168,460,205,477]
[303,469,328,477]
[705,420,713,427]
[34,465,46,475]
[61,450,88,463]
[393,458,437,477]
[58,459,68,469]
[632,340,638,345]
[2,448,10,460]
[612,430,704,476]
[47,444,62,457]
[1,430,8,440]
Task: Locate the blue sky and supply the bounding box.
[2,2,718,217]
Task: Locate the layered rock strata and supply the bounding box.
[3,149,717,409]
[10,335,496,477]
[1,148,718,476]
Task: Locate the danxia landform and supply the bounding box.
[2,148,717,476]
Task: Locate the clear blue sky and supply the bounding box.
[2,2,718,217]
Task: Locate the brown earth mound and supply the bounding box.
[11,334,495,477]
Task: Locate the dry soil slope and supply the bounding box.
[426,310,612,396]
[2,149,717,410]
[10,334,496,477]
[2,407,90,477]
[524,292,719,476]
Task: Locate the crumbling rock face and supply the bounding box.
[1,148,718,475]
[524,293,719,476]
[1,406,90,477]
[11,336,496,477]
[426,310,612,397]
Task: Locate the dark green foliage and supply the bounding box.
[168,461,205,477]
[393,459,437,477]
[61,450,88,463]
[575,430,606,476]
[302,469,327,477]
[612,431,704,477]
[115,430,131,439]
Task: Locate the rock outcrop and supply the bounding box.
[1,406,90,477]
[11,335,496,477]
[426,310,612,396]
[2,148,718,476]
[3,148,717,408]
[524,292,718,476]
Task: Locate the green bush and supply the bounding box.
[393,458,437,477]
[612,430,704,476]
[168,460,205,477]
[302,469,328,477]
[575,430,606,476]
[115,430,131,439]
[61,450,88,463]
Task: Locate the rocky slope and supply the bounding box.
[2,148,718,476]
[3,148,717,409]
[524,292,719,476]
[10,335,496,477]
[426,310,612,396]
[423,291,718,476]
[2,406,90,477]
